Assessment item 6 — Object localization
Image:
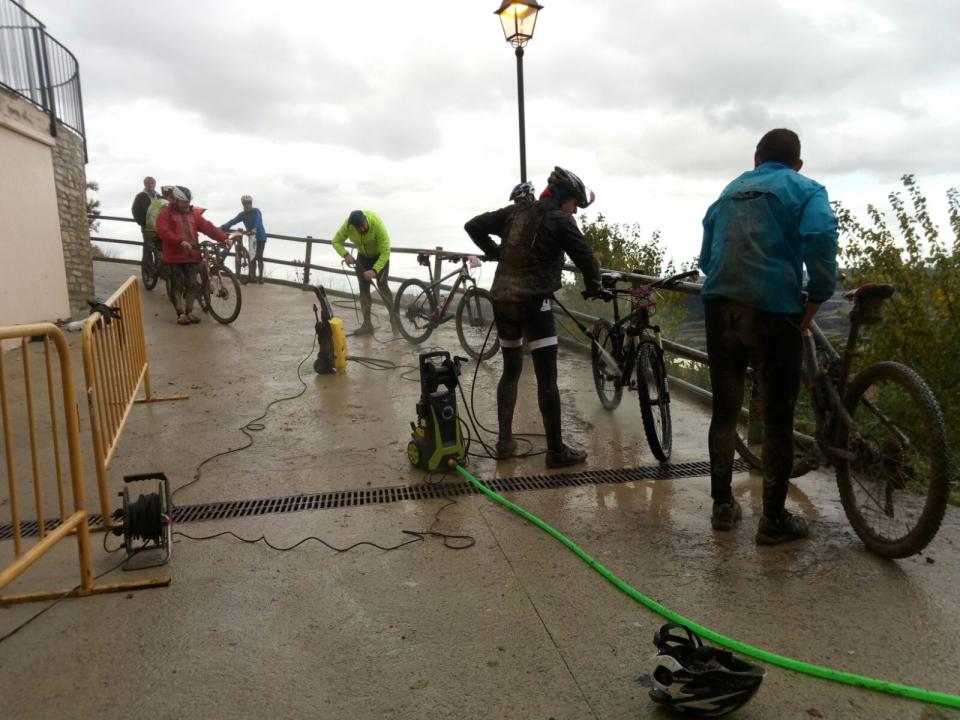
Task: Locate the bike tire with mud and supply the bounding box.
[835,361,950,558]
[637,342,672,461]
[204,266,242,324]
[394,278,437,344]
[455,287,499,361]
[591,320,623,410]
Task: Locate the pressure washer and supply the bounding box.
[312,285,347,374]
[110,472,173,570]
[407,351,467,471]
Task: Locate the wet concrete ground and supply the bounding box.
[1,262,958,719]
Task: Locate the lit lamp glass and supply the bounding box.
[494,0,543,48]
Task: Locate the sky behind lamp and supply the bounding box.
[494,0,543,183]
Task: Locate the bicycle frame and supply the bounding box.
[419,257,479,322]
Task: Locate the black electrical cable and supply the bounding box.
[0,544,150,646]
[173,498,474,552]
[170,334,318,503]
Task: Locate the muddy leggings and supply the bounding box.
[497,345,563,453]
[168,263,201,314]
[704,299,803,518]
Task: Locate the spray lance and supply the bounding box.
[550,289,621,379]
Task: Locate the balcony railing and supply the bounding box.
[0,0,86,159]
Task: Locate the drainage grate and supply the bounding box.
[0,459,747,540]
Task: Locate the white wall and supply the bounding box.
[0,107,71,334]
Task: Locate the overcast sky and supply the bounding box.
[27,0,960,266]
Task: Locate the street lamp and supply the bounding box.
[494,0,543,183]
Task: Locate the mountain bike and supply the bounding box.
[734,283,951,558]
[588,269,699,462]
[225,229,255,285]
[394,253,499,361]
[164,241,242,324]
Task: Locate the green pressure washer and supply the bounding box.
[407,351,467,471]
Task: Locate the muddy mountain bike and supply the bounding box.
[588,269,699,462]
[164,241,242,324]
[394,253,499,361]
[734,283,951,558]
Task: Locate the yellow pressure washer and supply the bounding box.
[312,285,347,374]
[407,351,467,471]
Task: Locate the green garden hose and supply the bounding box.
[454,463,960,710]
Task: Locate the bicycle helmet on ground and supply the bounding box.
[546,166,595,208]
[171,186,192,203]
[648,623,764,717]
[509,181,536,203]
[241,194,253,203]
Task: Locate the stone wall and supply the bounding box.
[0,86,92,317]
[51,125,94,316]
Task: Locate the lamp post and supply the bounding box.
[494,0,543,183]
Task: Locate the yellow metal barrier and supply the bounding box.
[82,276,186,525]
[0,324,169,605]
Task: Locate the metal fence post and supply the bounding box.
[303,237,312,287]
[433,246,443,286]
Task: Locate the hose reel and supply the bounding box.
[111,472,173,570]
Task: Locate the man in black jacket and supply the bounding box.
[132,176,160,268]
[464,167,604,468]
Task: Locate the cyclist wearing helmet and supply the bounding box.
[464,167,604,468]
[509,180,536,204]
[331,209,397,335]
[156,186,231,325]
[220,195,268,284]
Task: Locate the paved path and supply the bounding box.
[1,262,958,719]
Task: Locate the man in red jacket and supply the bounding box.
[156,186,231,325]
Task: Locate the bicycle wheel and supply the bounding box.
[590,320,623,410]
[835,361,950,558]
[142,245,160,290]
[205,266,242,324]
[394,278,437,344]
[637,342,672,461]
[456,287,499,361]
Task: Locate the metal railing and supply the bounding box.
[0,323,168,605]
[0,0,86,158]
[90,214,717,392]
[82,276,186,526]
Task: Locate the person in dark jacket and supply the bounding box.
[465,167,604,468]
[700,129,838,544]
[132,176,160,269]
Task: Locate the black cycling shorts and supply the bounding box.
[494,297,557,351]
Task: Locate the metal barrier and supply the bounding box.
[0,324,167,604]
[82,276,186,526]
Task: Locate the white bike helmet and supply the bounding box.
[648,623,765,717]
[171,186,192,203]
[241,195,253,203]
[509,181,536,203]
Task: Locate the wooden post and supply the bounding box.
[433,246,443,286]
[303,237,313,287]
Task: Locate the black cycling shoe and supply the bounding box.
[756,511,809,545]
[495,437,518,459]
[711,499,742,531]
[545,444,587,469]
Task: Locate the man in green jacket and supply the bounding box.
[332,210,397,335]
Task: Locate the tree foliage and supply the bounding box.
[86,180,101,233]
[832,174,960,450]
